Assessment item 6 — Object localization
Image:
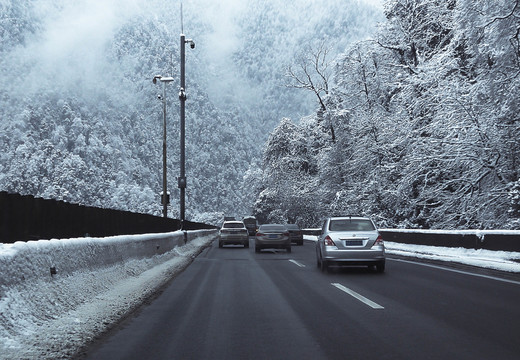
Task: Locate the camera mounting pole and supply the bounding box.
[179,4,194,229]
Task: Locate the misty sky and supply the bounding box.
[2,0,384,120]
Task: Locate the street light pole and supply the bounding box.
[179,34,194,228]
[153,75,174,218]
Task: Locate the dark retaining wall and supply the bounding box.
[0,192,215,244]
[303,228,520,252]
[379,231,477,249]
[378,230,520,252]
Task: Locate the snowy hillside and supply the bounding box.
[0,0,382,222]
[254,0,520,229]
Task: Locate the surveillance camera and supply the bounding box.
[190,41,195,49]
[157,95,162,100]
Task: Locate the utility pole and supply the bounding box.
[153,75,174,218]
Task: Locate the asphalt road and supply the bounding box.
[83,238,520,360]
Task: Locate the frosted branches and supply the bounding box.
[284,42,334,111]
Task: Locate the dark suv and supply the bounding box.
[286,224,303,246]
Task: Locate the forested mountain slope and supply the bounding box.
[255,0,520,229]
[0,0,381,223]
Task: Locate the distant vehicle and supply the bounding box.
[316,216,385,273]
[224,216,235,221]
[255,224,291,253]
[286,224,303,246]
[219,221,249,248]
[242,216,258,236]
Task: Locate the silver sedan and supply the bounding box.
[316,216,385,272]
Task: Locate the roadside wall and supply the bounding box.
[0,230,217,290]
[303,228,520,252]
[0,192,215,243]
[379,229,520,252]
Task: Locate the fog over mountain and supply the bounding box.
[0,0,383,223]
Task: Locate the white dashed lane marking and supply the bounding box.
[289,259,306,267]
[331,283,384,309]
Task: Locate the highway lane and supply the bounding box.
[83,238,520,360]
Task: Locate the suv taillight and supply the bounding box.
[324,236,336,246]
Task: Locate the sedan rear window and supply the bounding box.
[223,222,245,229]
[329,219,375,231]
[259,225,286,232]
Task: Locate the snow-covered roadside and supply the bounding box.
[304,236,520,273]
[0,233,215,360]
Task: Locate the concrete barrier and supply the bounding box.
[0,230,217,289]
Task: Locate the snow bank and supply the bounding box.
[0,230,217,359]
[303,235,520,273]
[385,242,520,273]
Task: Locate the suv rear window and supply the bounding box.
[329,219,375,231]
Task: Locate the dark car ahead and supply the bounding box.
[255,224,291,253]
[286,224,303,246]
[243,216,258,236]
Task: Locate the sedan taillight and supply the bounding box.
[324,235,336,246]
[375,234,384,245]
[256,232,265,237]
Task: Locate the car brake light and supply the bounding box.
[375,234,384,245]
[256,232,264,237]
[283,232,289,237]
[324,235,335,246]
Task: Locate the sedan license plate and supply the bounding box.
[345,240,362,246]
[268,234,279,239]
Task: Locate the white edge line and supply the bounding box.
[388,258,520,286]
[289,259,306,267]
[331,283,384,309]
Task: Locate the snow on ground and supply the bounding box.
[384,242,520,273]
[0,232,216,360]
[304,236,520,273]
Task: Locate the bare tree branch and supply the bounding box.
[284,41,334,111]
